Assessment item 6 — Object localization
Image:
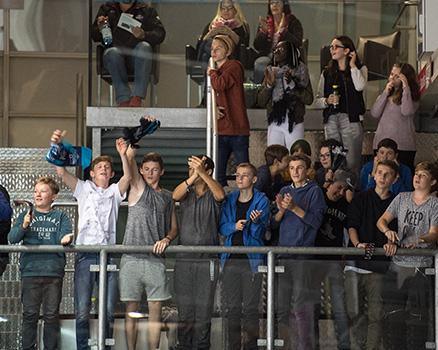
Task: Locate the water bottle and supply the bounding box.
[332,84,339,109]
[99,18,112,47]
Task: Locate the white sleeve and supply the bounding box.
[351,66,368,91]
[73,179,85,200]
[314,72,328,109]
[111,183,126,205]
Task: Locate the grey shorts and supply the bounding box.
[119,257,171,302]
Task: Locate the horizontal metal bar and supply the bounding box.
[0,244,435,257]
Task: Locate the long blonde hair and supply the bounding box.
[210,0,248,29]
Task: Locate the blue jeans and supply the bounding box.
[74,253,118,350]
[21,277,63,350]
[103,42,153,103]
[217,135,249,186]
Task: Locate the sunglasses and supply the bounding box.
[329,44,345,50]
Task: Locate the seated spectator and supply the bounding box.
[290,139,311,157]
[219,163,269,350]
[0,184,12,276]
[257,40,312,149]
[255,144,289,201]
[371,63,420,173]
[208,34,250,187]
[359,138,412,195]
[197,0,249,66]
[253,0,303,83]
[92,1,165,107]
[315,138,345,188]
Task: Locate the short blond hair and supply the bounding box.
[35,176,60,194]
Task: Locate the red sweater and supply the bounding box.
[210,60,250,136]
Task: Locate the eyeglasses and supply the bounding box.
[329,44,345,51]
[273,46,286,53]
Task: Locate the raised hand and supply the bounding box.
[51,129,66,144]
[116,138,128,156]
[349,51,357,68]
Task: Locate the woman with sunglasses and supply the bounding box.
[197,0,249,66]
[370,63,420,173]
[253,0,303,84]
[315,35,368,176]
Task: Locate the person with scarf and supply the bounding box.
[257,40,311,149]
[253,0,303,84]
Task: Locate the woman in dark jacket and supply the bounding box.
[253,0,303,83]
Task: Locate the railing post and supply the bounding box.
[267,251,275,350]
[97,249,108,350]
[435,253,438,349]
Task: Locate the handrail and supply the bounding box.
[0,244,435,257]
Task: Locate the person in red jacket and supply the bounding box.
[207,34,250,186]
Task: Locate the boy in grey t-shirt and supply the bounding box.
[120,141,177,350]
[377,161,438,348]
[172,155,225,350]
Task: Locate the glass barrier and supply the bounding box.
[0,247,435,350]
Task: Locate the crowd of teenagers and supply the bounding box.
[0,0,435,349]
[2,123,438,350]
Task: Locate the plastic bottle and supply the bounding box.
[99,18,112,47]
[332,84,339,109]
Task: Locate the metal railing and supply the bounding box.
[1,244,437,350]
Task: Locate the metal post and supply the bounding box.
[186,75,191,107]
[267,251,275,350]
[435,253,438,349]
[206,63,212,158]
[97,250,108,350]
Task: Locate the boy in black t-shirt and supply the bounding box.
[346,160,399,350]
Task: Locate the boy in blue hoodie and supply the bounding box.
[219,162,269,350]
[274,154,326,350]
[9,177,72,350]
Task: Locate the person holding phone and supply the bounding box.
[253,0,303,84]
[370,63,420,173]
[315,35,368,176]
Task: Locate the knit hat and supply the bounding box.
[332,169,356,191]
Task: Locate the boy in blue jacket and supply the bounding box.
[9,176,72,350]
[219,162,269,350]
[274,154,326,350]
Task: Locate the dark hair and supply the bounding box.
[376,159,399,176]
[320,138,343,150]
[267,0,291,16]
[390,63,420,104]
[326,35,363,81]
[141,152,164,169]
[290,139,312,157]
[195,154,215,172]
[377,138,398,153]
[272,40,301,68]
[288,154,311,169]
[236,162,258,177]
[264,144,289,166]
[415,161,438,191]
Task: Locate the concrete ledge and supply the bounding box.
[86,107,378,131]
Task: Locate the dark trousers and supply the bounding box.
[345,271,385,350]
[222,259,262,350]
[217,135,249,186]
[21,277,63,350]
[276,260,317,350]
[74,253,118,350]
[175,259,218,350]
